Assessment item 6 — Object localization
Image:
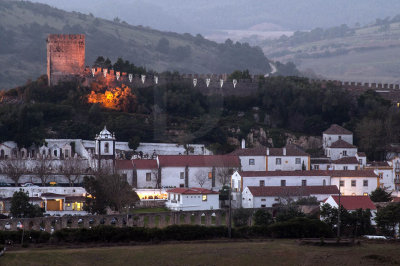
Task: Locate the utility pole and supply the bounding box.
[228,186,232,238]
[337,177,341,240]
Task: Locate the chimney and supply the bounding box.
[283,147,287,156]
[241,139,245,149]
[266,148,270,156]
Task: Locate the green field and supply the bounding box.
[1,240,399,266]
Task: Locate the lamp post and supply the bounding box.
[228,186,232,238]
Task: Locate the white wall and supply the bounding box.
[326,148,357,160]
[166,193,219,211]
[331,177,378,196]
[332,163,359,170]
[267,156,309,171]
[323,134,353,149]
[239,156,266,171]
[242,175,330,188]
[374,169,395,191]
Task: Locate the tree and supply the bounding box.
[253,209,272,226]
[233,208,252,227]
[0,158,26,186]
[216,168,232,187]
[194,170,208,188]
[370,187,392,202]
[10,190,44,218]
[83,173,139,214]
[60,158,87,187]
[128,136,141,151]
[156,37,170,54]
[151,169,161,189]
[294,196,319,206]
[375,203,400,237]
[33,156,53,186]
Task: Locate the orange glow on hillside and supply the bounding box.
[87,84,136,112]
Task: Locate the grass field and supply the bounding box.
[1,240,399,266]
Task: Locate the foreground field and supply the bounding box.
[1,240,399,266]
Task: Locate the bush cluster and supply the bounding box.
[268,218,332,238]
[0,230,50,244]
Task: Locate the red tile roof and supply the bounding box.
[329,139,356,149]
[231,145,309,157]
[328,196,376,210]
[357,152,367,157]
[167,187,219,194]
[323,124,353,135]
[158,155,240,168]
[332,157,359,164]
[328,170,377,178]
[116,160,158,170]
[247,185,339,197]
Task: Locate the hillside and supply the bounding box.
[0,1,271,90]
[260,19,400,83]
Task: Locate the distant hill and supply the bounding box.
[260,19,400,83]
[0,1,271,89]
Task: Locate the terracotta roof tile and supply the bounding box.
[230,146,267,156]
[167,187,219,194]
[328,196,376,210]
[332,157,359,164]
[328,170,377,178]
[116,160,158,170]
[247,185,339,197]
[329,139,356,149]
[323,124,353,135]
[158,155,240,168]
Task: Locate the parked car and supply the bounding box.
[17,221,23,230]
[4,222,10,230]
[89,218,95,225]
[0,183,11,187]
[21,183,39,187]
[77,218,83,224]
[111,217,118,225]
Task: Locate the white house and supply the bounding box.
[231,170,331,192]
[322,195,377,224]
[231,144,310,172]
[310,157,331,170]
[242,185,339,208]
[331,157,360,170]
[329,170,378,196]
[165,187,219,211]
[157,155,240,190]
[325,139,358,160]
[116,159,158,188]
[323,124,353,149]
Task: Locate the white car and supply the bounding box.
[4,222,10,230]
[22,183,39,187]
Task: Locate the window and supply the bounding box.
[202,195,207,201]
[274,198,279,201]
[146,172,151,181]
[276,158,282,165]
[338,136,342,140]
[180,172,184,179]
[281,180,286,186]
[261,205,266,208]
[302,180,307,186]
[104,142,109,153]
[323,179,326,186]
[261,199,266,202]
[295,158,301,164]
[328,137,331,140]
[363,193,368,196]
[259,180,265,187]
[314,165,319,170]
[363,180,368,187]
[249,159,255,165]
[54,150,57,156]
[351,180,356,187]
[359,159,362,165]
[178,194,180,201]
[343,150,347,156]
[343,166,348,170]
[340,180,345,187]
[179,184,184,188]
[208,172,212,179]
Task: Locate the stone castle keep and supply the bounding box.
[46,34,400,102]
[47,34,85,86]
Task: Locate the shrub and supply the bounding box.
[233,208,252,227]
[253,209,272,226]
[268,218,332,238]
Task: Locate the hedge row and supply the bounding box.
[0,218,332,244]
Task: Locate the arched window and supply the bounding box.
[0,149,4,159]
[323,179,326,186]
[104,142,109,153]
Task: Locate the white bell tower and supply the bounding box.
[95,126,116,171]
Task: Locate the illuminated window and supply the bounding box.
[363,193,368,196]
[208,172,212,179]
[202,195,207,201]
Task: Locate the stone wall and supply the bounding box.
[0,209,254,232]
[47,34,85,86]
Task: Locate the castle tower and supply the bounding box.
[46,34,85,86]
[95,126,116,171]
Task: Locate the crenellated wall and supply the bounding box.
[0,209,255,232]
